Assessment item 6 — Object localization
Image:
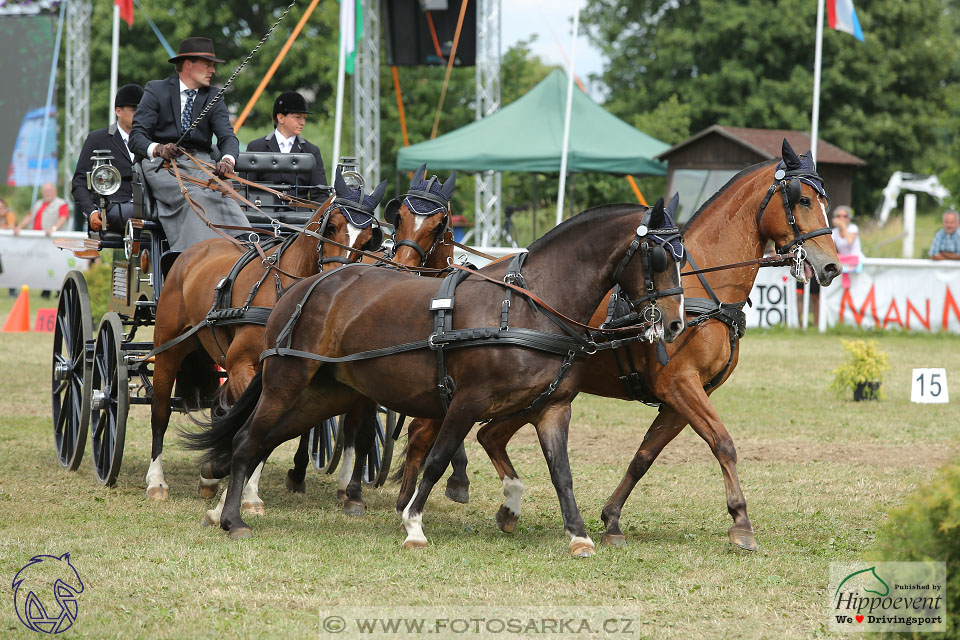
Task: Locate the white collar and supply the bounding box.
[274,129,296,150]
[179,79,198,94]
[117,125,131,143]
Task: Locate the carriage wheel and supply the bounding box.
[308,415,343,473]
[89,313,129,486]
[52,271,92,470]
[369,407,398,487]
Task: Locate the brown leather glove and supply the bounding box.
[215,158,234,179]
[156,143,181,161]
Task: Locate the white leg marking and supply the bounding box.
[338,446,356,491]
[241,462,264,505]
[203,489,228,527]
[198,474,219,491]
[502,477,524,516]
[146,455,167,489]
[402,488,428,546]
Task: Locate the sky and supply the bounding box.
[499,0,607,100]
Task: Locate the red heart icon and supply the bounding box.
[782,275,788,282]
[856,615,864,623]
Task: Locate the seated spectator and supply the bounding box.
[831,205,864,289]
[929,210,959,261]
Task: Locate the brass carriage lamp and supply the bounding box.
[86,150,122,231]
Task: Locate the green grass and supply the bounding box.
[0,319,958,638]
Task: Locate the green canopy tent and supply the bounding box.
[396,69,669,244]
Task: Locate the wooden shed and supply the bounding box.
[657,125,865,222]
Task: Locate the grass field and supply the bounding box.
[1,297,958,638]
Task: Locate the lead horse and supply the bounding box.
[186,198,687,556]
[405,140,841,552]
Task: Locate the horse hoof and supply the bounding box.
[285,471,306,494]
[336,489,347,503]
[241,501,265,516]
[402,537,428,550]
[444,478,470,504]
[569,537,596,558]
[601,533,626,547]
[229,527,253,540]
[728,526,758,552]
[197,479,218,499]
[146,485,168,501]
[200,511,219,528]
[495,505,519,534]
[343,500,367,517]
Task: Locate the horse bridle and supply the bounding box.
[311,197,386,269]
[610,208,685,327]
[384,179,451,268]
[755,164,832,257]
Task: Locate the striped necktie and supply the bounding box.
[181,89,197,134]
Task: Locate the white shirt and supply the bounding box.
[274,129,295,153]
[147,80,234,165]
[117,125,134,163]
[832,222,864,259]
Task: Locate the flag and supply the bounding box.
[827,0,863,41]
[340,0,362,74]
[115,0,134,28]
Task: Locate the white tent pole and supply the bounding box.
[110,4,119,125]
[555,1,580,226]
[332,0,350,166]
[810,0,824,164]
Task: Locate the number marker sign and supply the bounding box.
[911,368,949,404]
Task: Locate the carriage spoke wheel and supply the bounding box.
[89,313,129,486]
[368,407,397,487]
[308,415,343,473]
[52,271,92,470]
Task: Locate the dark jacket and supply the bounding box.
[71,123,135,217]
[245,132,327,196]
[129,74,239,161]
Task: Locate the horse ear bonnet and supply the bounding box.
[781,139,803,171]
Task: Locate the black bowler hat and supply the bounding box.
[273,91,312,119]
[168,36,224,64]
[114,84,143,108]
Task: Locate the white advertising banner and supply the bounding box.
[820,258,960,334]
[0,230,90,291]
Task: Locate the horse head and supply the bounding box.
[756,139,840,286]
[640,194,685,343]
[383,163,457,268]
[320,166,389,269]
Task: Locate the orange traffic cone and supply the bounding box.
[1,285,31,333]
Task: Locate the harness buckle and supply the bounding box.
[584,341,598,355]
[272,220,281,237]
[247,232,260,245]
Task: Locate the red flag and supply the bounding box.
[115,0,134,28]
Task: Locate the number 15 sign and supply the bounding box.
[911,369,950,404]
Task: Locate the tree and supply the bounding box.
[582,0,960,213]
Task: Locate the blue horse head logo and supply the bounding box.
[12,553,84,634]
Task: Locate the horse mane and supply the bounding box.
[681,159,777,232]
[527,203,645,254]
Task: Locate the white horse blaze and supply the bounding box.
[338,447,356,491]
[401,488,427,545]
[146,455,167,488]
[818,197,829,227]
[346,224,363,250]
[502,477,524,516]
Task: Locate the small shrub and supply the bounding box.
[829,339,890,400]
[870,461,960,638]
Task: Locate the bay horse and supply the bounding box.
[405,140,841,553]
[185,198,686,557]
[146,169,388,504]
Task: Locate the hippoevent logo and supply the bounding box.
[11,553,84,634]
[829,562,946,633]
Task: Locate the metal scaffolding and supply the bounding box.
[64,0,91,209]
[473,0,502,246]
[353,0,380,194]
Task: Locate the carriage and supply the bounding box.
[50,151,396,488]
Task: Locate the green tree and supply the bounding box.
[582,0,960,212]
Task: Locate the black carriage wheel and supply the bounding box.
[89,313,129,486]
[369,407,397,487]
[308,415,343,473]
[52,271,92,470]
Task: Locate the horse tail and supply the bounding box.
[180,371,263,470]
[389,437,409,484]
[174,349,221,412]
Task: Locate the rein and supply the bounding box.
[681,253,795,277]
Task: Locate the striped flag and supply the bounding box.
[827,0,864,41]
[340,0,363,74]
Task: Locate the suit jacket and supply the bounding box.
[244,132,327,199]
[129,74,239,161]
[71,123,135,217]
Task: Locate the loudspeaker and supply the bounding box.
[383,0,476,67]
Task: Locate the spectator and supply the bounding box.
[1,198,17,296]
[15,182,70,236]
[929,209,960,261]
[831,205,865,290]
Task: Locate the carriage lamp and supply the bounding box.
[338,156,364,189]
[87,150,122,196]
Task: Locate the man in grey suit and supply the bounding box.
[129,36,247,251]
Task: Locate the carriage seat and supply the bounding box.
[235,152,330,225]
